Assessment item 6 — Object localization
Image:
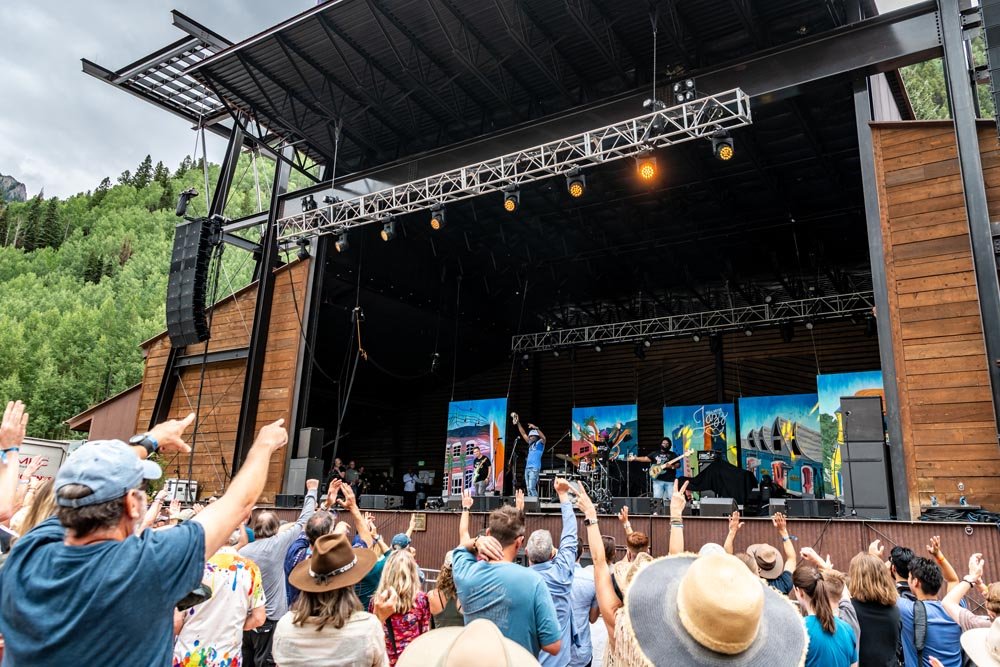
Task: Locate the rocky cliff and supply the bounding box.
[0,173,27,203]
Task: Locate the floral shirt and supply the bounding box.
[173,547,266,667]
[370,591,431,666]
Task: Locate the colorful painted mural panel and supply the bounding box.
[445,398,507,495]
[572,405,639,460]
[662,403,737,477]
[816,370,885,499]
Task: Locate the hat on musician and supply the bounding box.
[528,429,541,439]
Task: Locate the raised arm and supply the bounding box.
[618,506,634,536]
[773,513,796,573]
[335,481,376,550]
[576,485,620,638]
[669,479,689,555]
[516,419,530,442]
[529,423,547,444]
[459,489,474,545]
[0,401,30,522]
[927,536,960,589]
[943,553,984,624]
[138,487,170,533]
[552,478,579,571]
[724,510,743,555]
[406,513,417,540]
[193,419,288,559]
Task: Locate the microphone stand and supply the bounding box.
[507,436,521,495]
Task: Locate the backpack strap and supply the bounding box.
[913,600,927,667]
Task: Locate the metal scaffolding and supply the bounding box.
[276,88,751,240]
[511,291,875,352]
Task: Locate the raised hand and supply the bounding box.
[373,588,399,622]
[254,418,289,453]
[23,455,48,478]
[0,401,28,449]
[575,485,597,522]
[969,553,985,583]
[618,506,630,524]
[461,488,474,510]
[339,481,358,511]
[154,487,170,503]
[927,535,942,558]
[728,510,744,534]
[772,512,788,534]
[515,489,525,513]
[147,412,196,454]
[670,479,689,518]
[191,503,205,515]
[553,477,571,495]
[868,539,884,558]
[800,547,832,571]
[168,498,181,516]
[475,534,505,562]
[305,478,319,491]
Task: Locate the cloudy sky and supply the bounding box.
[0,1,312,198]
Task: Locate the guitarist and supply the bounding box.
[630,438,678,501]
[472,446,491,496]
[513,413,546,498]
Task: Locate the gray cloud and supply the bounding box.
[0,0,312,198]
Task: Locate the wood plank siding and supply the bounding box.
[872,121,1000,515]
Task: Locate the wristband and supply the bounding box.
[671,521,684,528]
[0,447,18,464]
[964,577,978,586]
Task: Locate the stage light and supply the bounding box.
[379,217,396,242]
[323,195,341,205]
[744,327,753,337]
[301,194,317,212]
[430,204,446,231]
[521,353,530,361]
[296,237,310,261]
[763,294,773,304]
[553,349,560,358]
[594,344,603,353]
[566,169,586,198]
[692,333,701,343]
[636,153,657,182]
[503,187,520,213]
[334,232,349,253]
[643,339,651,348]
[672,78,696,104]
[805,320,814,330]
[711,131,734,161]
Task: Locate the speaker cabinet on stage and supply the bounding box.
[472,496,503,512]
[164,478,199,503]
[285,458,324,495]
[275,494,305,508]
[700,497,737,517]
[612,497,653,515]
[768,499,787,516]
[296,427,324,460]
[166,217,219,348]
[786,498,839,518]
[841,396,893,520]
[360,495,403,510]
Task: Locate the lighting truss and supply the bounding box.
[511,291,875,353]
[277,88,751,240]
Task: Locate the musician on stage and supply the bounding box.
[630,437,678,501]
[514,414,546,498]
[472,446,491,496]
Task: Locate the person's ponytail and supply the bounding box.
[793,563,836,634]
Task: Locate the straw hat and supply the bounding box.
[288,533,377,593]
[746,543,784,580]
[396,619,539,667]
[622,553,807,666]
[962,617,1000,667]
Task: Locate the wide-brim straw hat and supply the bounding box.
[288,532,377,593]
[396,619,539,667]
[623,553,807,667]
[962,617,1000,667]
[746,543,784,580]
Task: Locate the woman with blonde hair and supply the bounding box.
[370,550,430,666]
[10,478,55,538]
[848,552,899,667]
[428,551,463,628]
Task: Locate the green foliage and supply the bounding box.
[901,40,996,121]
[0,148,290,438]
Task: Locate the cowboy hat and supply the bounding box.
[962,617,1000,667]
[396,619,538,667]
[746,543,784,580]
[288,533,377,593]
[623,553,806,666]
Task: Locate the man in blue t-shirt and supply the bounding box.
[0,411,290,666]
[897,557,964,667]
[451,500,561,656]
[516,417,546,497]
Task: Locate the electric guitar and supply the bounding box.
[629,449,697,479]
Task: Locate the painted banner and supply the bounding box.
[817,370,885,499]
[445,398,507,496]
[572,404,638,460]
[738,393,826,498]
[662,403,736,477]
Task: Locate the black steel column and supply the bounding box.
[853,77,910,519]
[231,145,294,474]
[289,234,330,438]
[149,121,245,429]
[940,0,1000,438]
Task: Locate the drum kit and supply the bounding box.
[553,449,615,503]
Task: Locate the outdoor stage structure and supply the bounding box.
[81,0,1000,519]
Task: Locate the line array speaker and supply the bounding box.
[166,218,219,347]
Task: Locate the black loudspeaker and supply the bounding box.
[285,458,324,494]
[786,498,839,518]
[275,494,305,508]
[699,497,738,517]
[768,499,787,516]
[612,497,653,515]
[841,396,893,520]
[472,496,504,512]
[360,495,403,510]
[297,427,324,459]
[166,218,220,347]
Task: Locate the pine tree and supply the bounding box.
[40,198,61,250]
[157,181,174,211]
[176,156,193,177]
[117,169,132,186]
[0,206,7,247]
[92,177,111,206]
[21,196,43,252]
[133,155,153,189]
[82,253,102,283]
[153,160,169,187]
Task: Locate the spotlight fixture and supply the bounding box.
[763,294,773,304]
[334,232,349,253]
[744,327,754,337]
[553,349,561,358]
[521,352,530,361]
[565,169,586,198]
[636,152,658,182]
[643,339,652,349]
[379,217,396,242]
[323,195,342,205]
[672,78,696,104]
[430,204,446,231]
[804,320,814,331]
[301,194,317,212]
[296,237,310,261]
[711,130,735,161]
[503,186,520,213]
[594,344,603,353]
[692,333,701,343]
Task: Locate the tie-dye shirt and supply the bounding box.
[174,546,266,667]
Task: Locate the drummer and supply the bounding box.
[629,437,678,501]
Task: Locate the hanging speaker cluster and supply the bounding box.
[166,218,220,347]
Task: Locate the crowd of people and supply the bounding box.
[0,399,998,666]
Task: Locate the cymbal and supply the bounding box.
[556,453,578,463]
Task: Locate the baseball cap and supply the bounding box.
[55,440,162,508]
[391,533,412,549]
[528,429,541,438]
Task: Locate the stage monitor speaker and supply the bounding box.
[284,457,324,495]
[841,396,893,520]
[611,497,653,515]
[360,495,403,510]
[164,478,198,503]
[472,496,504,512]
[700,497,737,517]
[296,427,324,459]
[786,498,839,518]
[165,217,219,348]
[445,495,463,511]
[768,499,787,516]
[275,494,305,508]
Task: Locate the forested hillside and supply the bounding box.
[0,153,310,438]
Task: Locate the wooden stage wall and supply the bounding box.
[135,260,309,504]
[872,120,1000,515]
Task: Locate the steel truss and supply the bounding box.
[276,88,751,240]
[510,291,875,352]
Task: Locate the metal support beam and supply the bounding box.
[853,76,910,520]
[232,145,294,475]
[289,235,330,441]
[174,347,249,368]
[939,0,1000,438]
